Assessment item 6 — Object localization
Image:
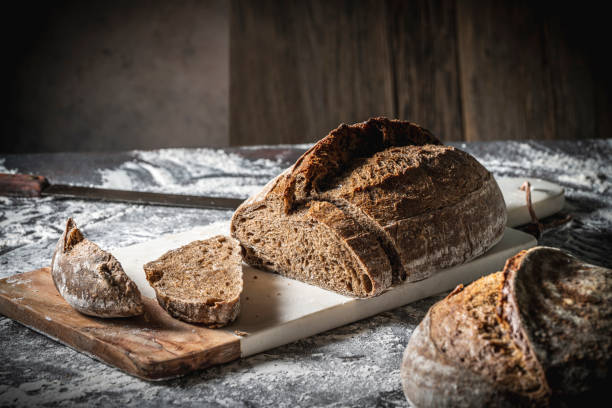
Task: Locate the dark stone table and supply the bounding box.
[1,139,610,407]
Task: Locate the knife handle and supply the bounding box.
[0,173,49,197]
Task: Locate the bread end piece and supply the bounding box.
[50,218,144,318]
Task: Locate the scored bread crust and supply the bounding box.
[401,246,612,407]
[143,236,242,328]
[498,247,611,405]
[231,117,506,297]
[281,117,441,213]
[51,218,144,318]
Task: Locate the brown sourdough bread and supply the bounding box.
[400,246,612,407]
[51,218,144,317]
[143,236,242,327]
[231,118,506,297]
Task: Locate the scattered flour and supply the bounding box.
[96,148,286,198]
[0,158,17,174]
[98,168,135,191]
[237,143,314,150]
[5,277,31,285]
[0,140,610,407]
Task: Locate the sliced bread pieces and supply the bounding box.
[144,236,243,328]
[231,117,506,297]
[51,218,144,317]
[400,246,611,407]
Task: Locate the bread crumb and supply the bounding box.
[234,330,249,337]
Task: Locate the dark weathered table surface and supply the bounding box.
[1,139,610,407]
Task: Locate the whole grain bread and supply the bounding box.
[143,236,242,327]
[50,218,144,317]
[231,117,506,297]
[400,246,611,407]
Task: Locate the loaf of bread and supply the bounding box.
[400,246,611,407]
[143,236,242,327]
[231,118,506,297]
[51,218,144,317]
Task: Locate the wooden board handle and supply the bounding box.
[0,173,49,197]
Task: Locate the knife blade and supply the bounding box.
[0,173,244,210]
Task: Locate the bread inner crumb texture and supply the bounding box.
[236,204,375,297]
[146,237,241,303]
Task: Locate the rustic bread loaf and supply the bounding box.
[143,236,242,327]
[400,246,611,407]
[50,218,144,317]
[231,117,506,297]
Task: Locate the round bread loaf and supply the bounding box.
[400,246,611,406]
[231,117,507,297]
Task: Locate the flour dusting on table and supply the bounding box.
[468,140,612,267]
[97,148,286,198]
[0,140,610,407]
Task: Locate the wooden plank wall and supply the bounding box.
[230,0,611,145]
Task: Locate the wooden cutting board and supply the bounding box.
[0,177,561,380]
[0,269,239,380]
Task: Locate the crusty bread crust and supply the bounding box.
[499,247,611,405]
[281,118,441,213]
[401,313,528,407]
[50,218,144,318]
[231,117,506,297]
[401,246,611,406]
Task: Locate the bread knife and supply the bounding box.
[0,173,244,210]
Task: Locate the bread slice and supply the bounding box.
[51,218,144,317]
[231,117,506,297]
[400,246,611,406]
[143,236,242,327]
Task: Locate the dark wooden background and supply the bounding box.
[231,0,612,144]
[2,1,610,153]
